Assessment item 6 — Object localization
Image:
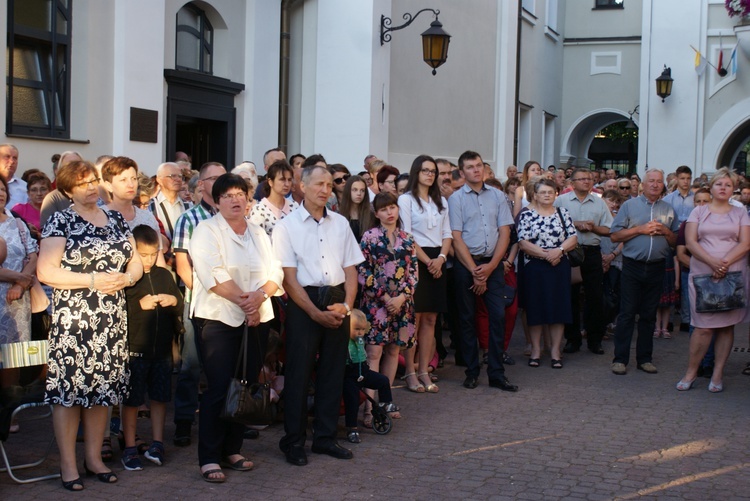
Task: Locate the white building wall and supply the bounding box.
[517,3,564,169]
[286,0,387,170]
[111,0,166,169]
[493,1,520,174]
[388,0,499,171]
[639,0,704,173]
[560,0,642,169]
[0,0,120,176]
[237,0,281,170]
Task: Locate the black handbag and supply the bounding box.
[692,272,746,313]
[557,208,585,267]
[220,324,276,426]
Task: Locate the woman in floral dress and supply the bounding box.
[358,192,417,425]
[0,176,39,434]
[38,160,143,491]
[0,176,37,346]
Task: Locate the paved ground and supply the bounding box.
[3,321,750,500]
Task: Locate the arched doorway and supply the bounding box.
[560,109,638,174]
[717,119,750,176]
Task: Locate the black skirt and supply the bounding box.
[414,246,447,313]
[521,256,572,326]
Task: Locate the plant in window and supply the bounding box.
[726,0,750,18]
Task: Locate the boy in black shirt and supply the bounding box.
[121,225,183,471]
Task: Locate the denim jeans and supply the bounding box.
[680,269,691,325]
[612,258,665,366]
[453,259,506,381]
[173,303,201,424]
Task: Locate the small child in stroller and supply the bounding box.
[342,310,399,443]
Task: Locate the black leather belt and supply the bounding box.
[471,254,491,262]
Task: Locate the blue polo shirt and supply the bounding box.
[610,195,679,262]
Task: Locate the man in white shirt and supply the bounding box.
[273,165,364,466]
[149,162,190,242]
[0,144,27,207]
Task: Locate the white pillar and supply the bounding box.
[303,0,389,169]
[112,0,166,170]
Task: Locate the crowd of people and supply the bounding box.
[1,141,749,490]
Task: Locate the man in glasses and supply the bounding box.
[149,162,191,242]
[555,168,613,356]
[171,161,226,447]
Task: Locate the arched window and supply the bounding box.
[176,3,213,73]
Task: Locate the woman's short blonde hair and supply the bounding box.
[708,167,738,190]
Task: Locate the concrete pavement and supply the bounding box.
[3,322,750,500]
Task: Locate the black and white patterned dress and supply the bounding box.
[516,207,576,326]
[42,208,133,407]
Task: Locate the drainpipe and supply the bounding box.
[278,0,292,153]
[513,0,522,165]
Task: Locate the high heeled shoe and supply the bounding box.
[84,461,118,483]
[675,378,696,391]
[401,372,425,393]
[418,372,439,393]
[61,474,84,491]
[708,381,723,393]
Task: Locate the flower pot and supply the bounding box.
[735,23,750,59]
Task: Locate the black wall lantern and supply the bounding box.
[381,9,451,75]
[655,66,673,102]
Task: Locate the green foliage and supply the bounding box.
[597,122,639,144]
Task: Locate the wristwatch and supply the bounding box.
[343,302,352,316]
[258,289,269,300]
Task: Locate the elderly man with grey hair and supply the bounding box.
[149,162,191,241]
[0,143,27,207]
[273,164,363,466]
[609,168,679,376]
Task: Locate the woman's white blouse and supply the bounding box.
[398,194,451,247]
[190,213,283,326]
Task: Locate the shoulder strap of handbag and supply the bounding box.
[159,201,175,237]
[556,207,570,239]
[233,323,270,384]
[234,324,249,382]
[14,216,31,265]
